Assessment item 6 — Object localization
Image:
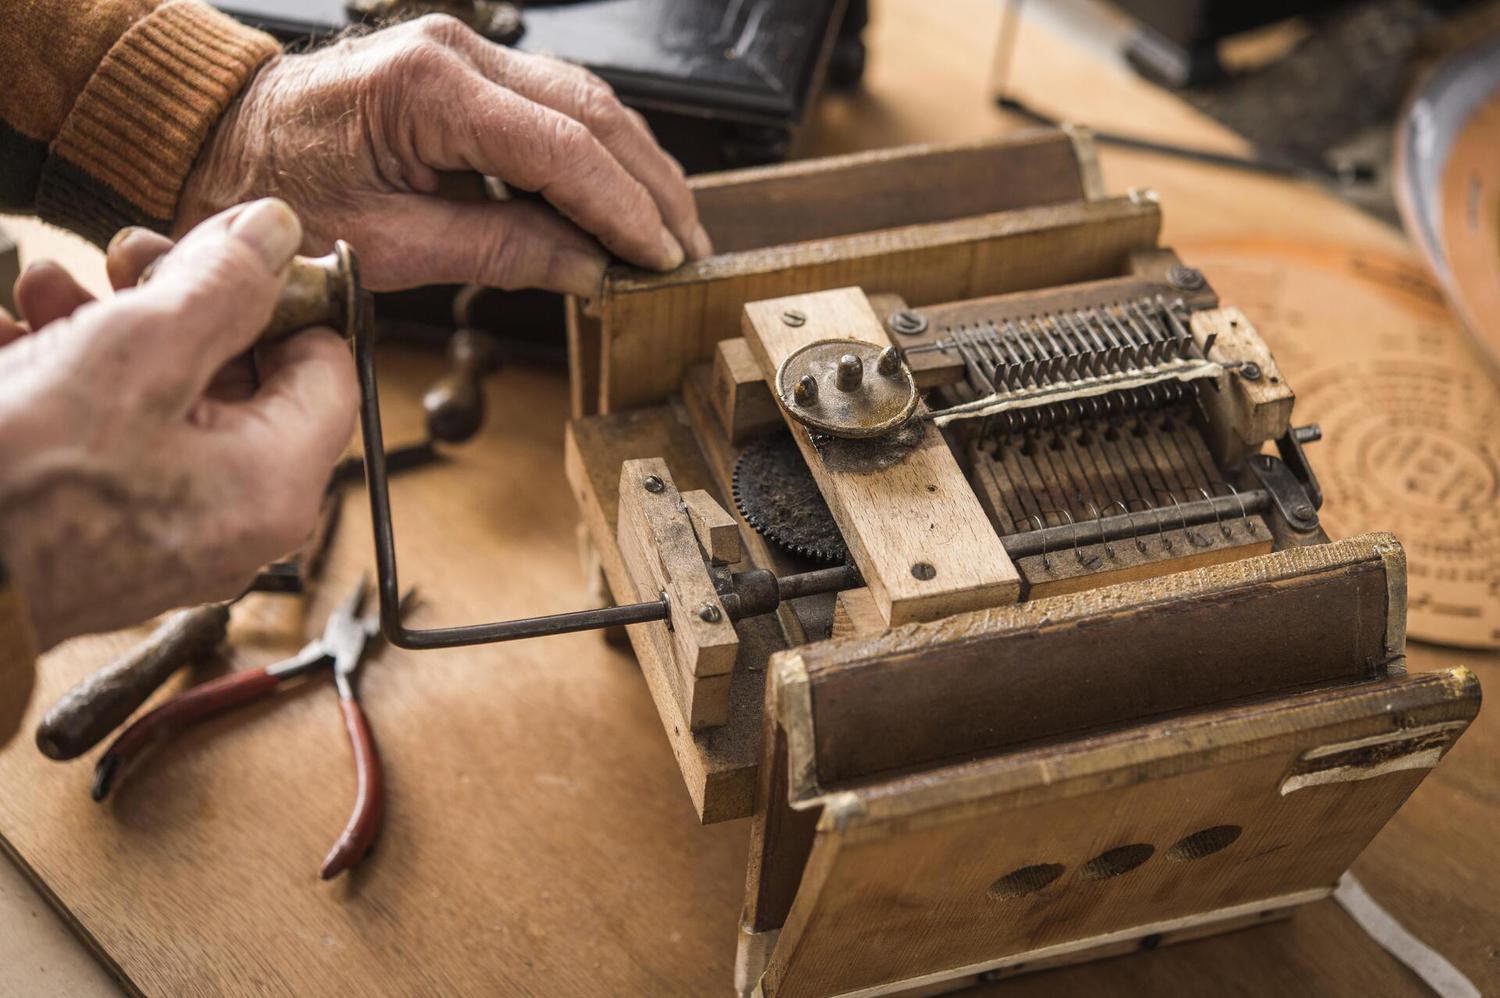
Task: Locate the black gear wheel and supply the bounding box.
[732,434,847,564]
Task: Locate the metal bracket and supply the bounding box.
[1247,451,1320,533]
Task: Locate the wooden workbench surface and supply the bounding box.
[1,0,1496,994]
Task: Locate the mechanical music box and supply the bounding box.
[309,128,1478,995]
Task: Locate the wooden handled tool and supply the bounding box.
[35,603,230,760]
[422,328,502,444]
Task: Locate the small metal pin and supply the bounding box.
[643,475,665,493]
[793,374,819,406]
[876,345,902,377]
[835,353,864,392]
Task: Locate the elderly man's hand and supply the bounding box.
[178,15,712,298]
[0,200,356,651]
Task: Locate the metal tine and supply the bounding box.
[1034,316,1075,381]
[953,326,996,396]
[1018,319,1054,384]
[1001,319,1037,387]
[1103,304,1144,369]
[1156,294,1194,357]
[975,319,1009,390]
[1027,513,1052,572]
[1058,311,1102,377]
[1074,308,1114,373]
[997,325,1029,389]
[1082,306,1126,374]
[1119,299,1162,365]
[1124,497,1152,553]
[1130,297,1169,364]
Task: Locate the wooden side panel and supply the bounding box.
[794,532,1405,790]
[692,131,1090,254]
[600,196,1162,411]
[565,296,603,420]
[761,670,1481,998]
[743,287,1022,625]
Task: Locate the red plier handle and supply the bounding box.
[91,666,281,800]
[319,696,382,879]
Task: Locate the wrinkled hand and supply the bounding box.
[0,199,356,651]
[179,14,712,297]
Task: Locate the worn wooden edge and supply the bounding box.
[773,654,822,807]
[602,195,1159,298]
[809,667,1480,828]
[1059,123,1107,201]
[563,419,760,823]
[767,888,1329,998]
[1374,538,1408,665]
[686,127,1073,196]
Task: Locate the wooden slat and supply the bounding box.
[600,195,1162,411]
[681,489,741,566]
[786,532,1406,792]
[743,287,1022,625]
[692,130,1091,254]
[709,337,784,442]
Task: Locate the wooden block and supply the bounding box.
[1193,307,1295,465]
[681,489,741,565]
[830,588,884,640]
[616,459,738,731]
[709,338,783,442]
[742,287,1022,625]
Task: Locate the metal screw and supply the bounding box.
[1239,362,1262,382]
[911,561,937,581]
[835,353,864,392]
[1167,264,1205,291]
[889,310,928,336]
[793,374,819,405]
[782,309,806,327]
[643,474,665,493]
[697,603,722,623]
[877,346,901,376]
[1293,504,1315,520]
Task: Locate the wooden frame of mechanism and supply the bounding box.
[567,128,1145,417]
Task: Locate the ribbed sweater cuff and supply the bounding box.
[35,1,280,246]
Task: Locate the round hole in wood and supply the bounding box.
[1080,843,1155,880]
[988,863,1065,900]
[1167,825,1242,861]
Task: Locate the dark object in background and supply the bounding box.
[1114,0,1357,86]
[211,0,866,363]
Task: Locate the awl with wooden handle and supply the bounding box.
[35,603,230,760]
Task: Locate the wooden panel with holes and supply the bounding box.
[756,668,1480,998]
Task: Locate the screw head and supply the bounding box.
[697,603,722,623]
[643,474,665,493]
[782,309,806,327]
[888,310,928,336]
[1293,504,1315,519]
[1239,362,1262,382]
[1167,264,1206,291]
[911,561,937,581]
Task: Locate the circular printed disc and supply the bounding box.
[1183,240,1500,649]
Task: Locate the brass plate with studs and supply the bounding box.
[775,338,919,438]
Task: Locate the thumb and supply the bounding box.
[122,199,304,389]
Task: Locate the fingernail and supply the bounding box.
[229,198,302,272]
[685,222,713,260]
[107,226,149,254]
[658,228,685,270]
[557,249,608,299]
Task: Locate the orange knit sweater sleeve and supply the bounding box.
[0,0,280,246]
